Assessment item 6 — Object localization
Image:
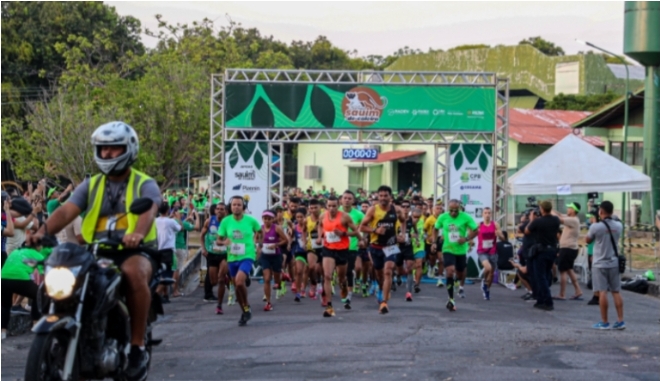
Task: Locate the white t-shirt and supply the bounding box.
[156,216,181,251]
[6,216,33,254]
[57,216,82,245]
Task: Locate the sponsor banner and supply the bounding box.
[224,142,269,219]
[225,83,496,131]
[448,144,493,278]
[342,148,378,160]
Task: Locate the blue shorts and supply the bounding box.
[259,254,283,273]
[229,259,254,278]
[414,251,426,260]
[369,247,400,271]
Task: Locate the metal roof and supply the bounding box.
[507,108,603,146]
[607,64,646,81]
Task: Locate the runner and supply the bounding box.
[292,207,308,302]
[398,199,416,301]
[432,199,478,312]
[339,190,364,310]
[316,196,359,317]
[476,207,504,301]
[218,196,262,326]
[274,205,294,297]
[200,203,229,314]
[305,199,323,300]
[258,210,288,311]
[409,208,426,296]
[424,202,444,285]
[360,185,407,314]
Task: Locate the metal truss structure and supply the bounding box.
[210,69,509,226]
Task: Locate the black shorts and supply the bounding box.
[359,249,370,263]
[347,250,358,265]
[442,253,467,272]
[321,247,348,266]
[558,248,578,272]
[308,248,323,261]
[207,253,227,268]
[260,254,283,273]
[370,246,400,271]
[401,246,415,262]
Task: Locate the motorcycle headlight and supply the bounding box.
[44,266,81,301]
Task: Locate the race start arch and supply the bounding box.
[210,69,510,228]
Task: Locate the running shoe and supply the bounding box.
[437,278,445,288]
[458,287,466,299]
[414,283,421,294]
[368,283,376,296]
[362,285,369,298]
[323,306,335,317]
[344,299,352,310]
[215,306,224,315]
[308,289,316,299]
[282,273,292,282]
[280,282,287,295]
[294,293,301,303]
[405,292,413,302]
[485,288,490,301]
[612,321,626,330]
[396,276,403,287]
[446,299,456,312]
[454,280,460,289]
[481,280,488,299]
[592,322,610,330]
[203,295,218,303]
[379,302,389,314]
[433,266,439,277]
[264,303,273,312]
[520,292,532,299]
[587,297,599,306]
[239,307,252,326]
[331,284,336,296]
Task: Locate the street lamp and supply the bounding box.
[575,39,630,253]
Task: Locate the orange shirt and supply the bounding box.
[322,211,349,250]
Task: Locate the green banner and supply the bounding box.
[225,83,496,131]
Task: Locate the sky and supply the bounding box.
[107,1,627,58]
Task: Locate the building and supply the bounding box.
[574,88,647,220]
[296,108,598,208]
[387,44,644,109]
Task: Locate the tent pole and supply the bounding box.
[627,192,632,271]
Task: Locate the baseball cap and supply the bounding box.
[47,188,57,198]
[567,202,581,213]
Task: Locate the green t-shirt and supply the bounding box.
[340,207,364,251]
[175,221,195,249]
[47,199,61,215]
[412,219,425,253]
[587,240,595,256]
[193,199,206,211]
[168,196,177,206]
[219,214,261,262]
[434,212,478,255]
[1,248,46,280]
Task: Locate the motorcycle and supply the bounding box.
[24,197,173,381]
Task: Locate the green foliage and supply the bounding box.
[545,91,620,111]
[518,36,565,56]
[448,44,490,52]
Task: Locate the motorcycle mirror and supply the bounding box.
[130,198,154,215]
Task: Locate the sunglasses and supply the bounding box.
[449,209,459,213]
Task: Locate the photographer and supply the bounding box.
[587,201,624,330]
[525,201,561,311]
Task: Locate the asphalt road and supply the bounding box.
[2,280,659,381]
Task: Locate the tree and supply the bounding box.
[519,37,564,56]
[545,92,619,111]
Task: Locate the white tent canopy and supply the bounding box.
[508,134,652,195]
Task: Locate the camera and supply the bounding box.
[525,196,538,209]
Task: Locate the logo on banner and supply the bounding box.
[342,87,388,127]
[232,184,241,191]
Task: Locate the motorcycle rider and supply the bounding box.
[27,121,161,381]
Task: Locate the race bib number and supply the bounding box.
[230,243,246,256]
[262,245,276,254]
[482,240,493,249]
[311,240,323,249]
[325,232,341,243]
[449,232,460,243]
[212,244,227,253]
[383,245,401,257]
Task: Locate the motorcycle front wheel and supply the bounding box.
[24,331,79,381]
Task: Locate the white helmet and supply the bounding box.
[91,121,139,176]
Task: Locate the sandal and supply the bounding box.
[569,294,583,300]
[552,296,566,301]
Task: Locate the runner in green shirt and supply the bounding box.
[218,196,262,326]
[339,190,364,308]
[432,199,478,312]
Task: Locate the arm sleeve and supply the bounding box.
[66,178,91,211]
[183,221,194,231]
[138,179,162,208]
